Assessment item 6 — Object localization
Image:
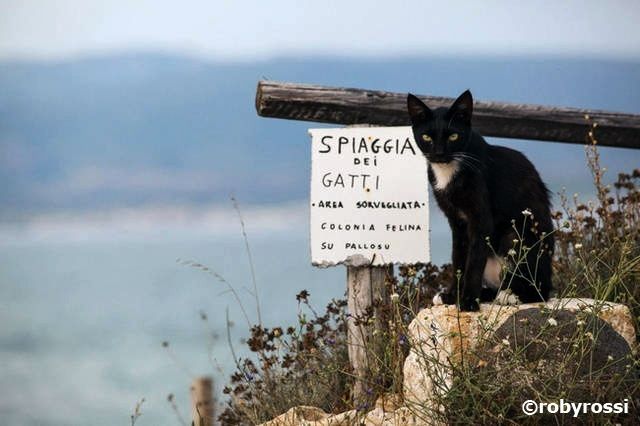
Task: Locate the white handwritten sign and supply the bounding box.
[309,127,430,267]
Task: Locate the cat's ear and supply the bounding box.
[447,90,473,125]
[407,93,432,125]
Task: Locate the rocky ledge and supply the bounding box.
[261,298,636,425]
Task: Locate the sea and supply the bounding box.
[0,201,453,426]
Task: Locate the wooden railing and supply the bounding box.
[256,81,640,149]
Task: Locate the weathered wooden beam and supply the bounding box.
[256,81,640,149]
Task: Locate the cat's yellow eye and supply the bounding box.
[422,134,432,142]
[448,133,459,142]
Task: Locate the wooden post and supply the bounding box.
[256,80,640,149]
[347,264,392,405]
[191,376,214,426]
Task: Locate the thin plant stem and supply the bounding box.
[232,196,263,327]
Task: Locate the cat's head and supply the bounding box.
[406,90,473,163]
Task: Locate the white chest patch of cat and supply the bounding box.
[430,161,460,191]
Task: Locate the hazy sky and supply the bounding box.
[1,0,639,60]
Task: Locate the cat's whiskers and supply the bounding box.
[454,152,482,165]
[454,153,483,168]
[456,160,479,175]
[461,161,482,175]
[453,154,482,174]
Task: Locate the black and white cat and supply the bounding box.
[407,90,554,311]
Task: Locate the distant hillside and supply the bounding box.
[1,53,639,218]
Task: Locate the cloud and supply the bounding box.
[1,0,639,60]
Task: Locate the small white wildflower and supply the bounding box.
[574,243,583,249]
[507,249,517,257]
[512,239,519,244]
[576,319,585,326]
[390,293,400,303]
[585,331,594,341]
[607,355,614,362]
[501,339,510,346]
[521,208,532,217]
[547,317,558,327]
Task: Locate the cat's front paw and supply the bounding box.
[432,291,456,306]
[494,289,520,305]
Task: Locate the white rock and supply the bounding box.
[403,298,636,409]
